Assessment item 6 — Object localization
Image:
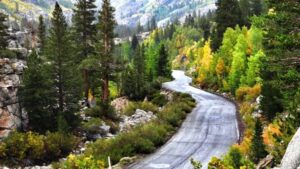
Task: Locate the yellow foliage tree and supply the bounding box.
[201,40,213,71]
[216,58,226,78]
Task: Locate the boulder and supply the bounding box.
[111,97,129,113]
[280,128,300,169]
[0,58,27,139]
[119,109,156,132]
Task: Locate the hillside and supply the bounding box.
[0,0,216,26]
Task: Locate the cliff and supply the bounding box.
[0,58,27,139]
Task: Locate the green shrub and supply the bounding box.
[133,137,155,154]
[81,92,196,167]
[26,132,45,160]
[1,131,78,165]
[62,154,104,169]
[0,142,6,158]
[150,93,168,107]
[137,123,169,146]
[82,118,103,134]
[124,101,159,116]
[0,49,17,59]
[45,132,78,159]
[4,131,28,160]
[159,106,185,127]
[85,103,119,121]
[105,120,120,134]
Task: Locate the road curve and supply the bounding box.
[129,70,239,169]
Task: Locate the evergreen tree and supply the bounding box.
[97,0,116,102]
[46,3,82,123]
[38,15,46,53]
[251,0,263,16]
[21,50,55,133]
[131,34,139,50]
[260,82,283,121]
[157,44,170,77]
[72,0,97,61]
[136,21,143,33]
[239,0,251,26]
[134,45,146,99]
[250,119,268,163]
[73,0,97,107]
[254,0,299,123]
[212,0,242,50]
[0,12,9,51]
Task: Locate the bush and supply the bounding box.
[137,123,169,146]
[0,142,6,158]
[82,118,103,135]
[4,131,28,160]
[0,131,78,166]
[105,120,120,134]
[124,101,159,116]
[81,92,196,167]
[0,49,17,59]
[44,132,78,160]
[236,84,261,102]
[26,132,45,160]
[150,93,168,107]
[85,103,119,121]
[62,154,105,169]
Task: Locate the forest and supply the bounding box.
[0,0,299,168]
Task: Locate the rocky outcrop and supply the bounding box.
[0,58,27,139]
[111,97,129,113]
[120,109,156,132]
[280,128,300,169]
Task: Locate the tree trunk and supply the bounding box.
[83,69,90,107]
[102,76,109,102]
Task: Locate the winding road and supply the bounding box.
[129,70,239,169]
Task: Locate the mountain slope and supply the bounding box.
[0,0,216,26]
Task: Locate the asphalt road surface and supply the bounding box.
[129,70,239,169]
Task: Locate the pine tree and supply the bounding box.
[251,0,263,16]
[73,0,97,107]
[46,2,82,117]
[97,0,116,102]
[72,0,97,61]
[131,34,139,50]
[157,44,170,77]
[134,45,146,99]
[38,15,46,53]
[260,82,283,121]
[21,50,55,133]
[250,119,268,163]
[0,12,9,51]
[136,21,143,33]
[212,0,242,50]
[239,0,251,26]
[256,0,299,123]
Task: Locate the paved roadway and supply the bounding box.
[129,70,239,169]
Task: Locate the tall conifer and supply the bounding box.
[97,0,116,102]
[212,0,242,50]
[73,0,97,106]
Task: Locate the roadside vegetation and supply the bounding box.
[0,0,298,168]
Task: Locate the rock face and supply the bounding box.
[280,128,300,169]
[111,96,129,113]
[0,58,27,139]
[120,109,156,132]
